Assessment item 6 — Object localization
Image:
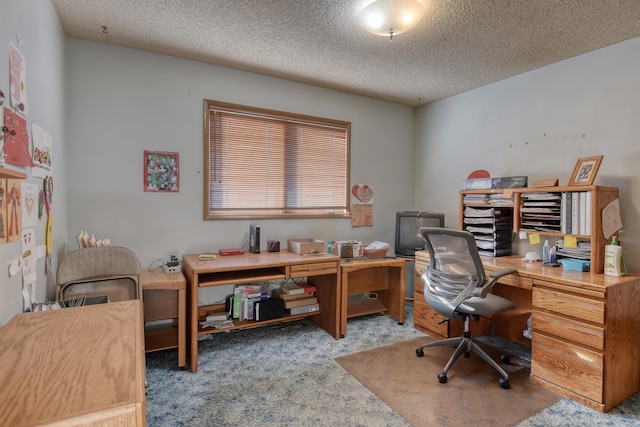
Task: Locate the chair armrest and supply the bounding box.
[489,268,518,280]
[473,268,518,298]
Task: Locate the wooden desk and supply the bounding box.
[182,251,341,372]
[414,251,640,413]
[340,257,405,337]
[140,268,187,369]
[0,300,146,426]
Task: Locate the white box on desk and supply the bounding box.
[289,303,320,315]
[288,238,326,255]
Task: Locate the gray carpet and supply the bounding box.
[145,303,640,426]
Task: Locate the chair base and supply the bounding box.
[416,317,511,389]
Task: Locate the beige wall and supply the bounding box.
[0,1,67,325]
[64,39,416,303]
[415,37,640,270]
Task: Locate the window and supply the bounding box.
[204,100,351,219]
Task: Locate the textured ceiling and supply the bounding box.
[51,0,640,106]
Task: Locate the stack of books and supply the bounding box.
[233,284,269,321]
[275,281,319,315]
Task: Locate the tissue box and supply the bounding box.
[287,238,325,255]
[561,258,590,272]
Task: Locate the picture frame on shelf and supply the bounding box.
[568,155,603,186]
[144,150,179,192]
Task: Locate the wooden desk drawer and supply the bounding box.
[144,289,179,320]
[290,262,338,277]
[533,286,604,324]
[532,332,603,403]
[533,309,604,351]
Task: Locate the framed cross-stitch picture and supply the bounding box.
[569,155,603,186]
[144,150,179,192]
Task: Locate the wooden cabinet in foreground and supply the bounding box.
[0,301,146,426]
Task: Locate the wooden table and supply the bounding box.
[340,257,406,336]
[140,268,187,369]
[0,300,146,426]
[182,251,341,372]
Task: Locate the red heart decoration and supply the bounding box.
[352,185,373,204]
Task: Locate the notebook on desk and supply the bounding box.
[219,248,245,256]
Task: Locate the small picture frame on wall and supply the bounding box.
[568,155,603,186]
[144,150,179,192]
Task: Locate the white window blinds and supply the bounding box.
[204,100,350,219]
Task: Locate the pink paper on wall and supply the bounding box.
[9,42,28,115]
[3,107,33,167]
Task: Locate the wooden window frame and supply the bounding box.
[203,100,351,219]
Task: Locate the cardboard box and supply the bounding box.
[339,243,363,258]
[288,238,326,255]
[331,240,363,258]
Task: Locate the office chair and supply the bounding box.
[56,246,142,303]
[415,227,517,389]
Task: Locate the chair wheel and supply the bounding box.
[499,378,510,389]
[464,351,470,358]
[416,348,424,357]
[501,354,510,364]
[437,373,448,384]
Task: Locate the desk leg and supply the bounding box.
[340,271,348,337]
[178,286,187,369]
[391,265,406,325]
[187,273,199,373]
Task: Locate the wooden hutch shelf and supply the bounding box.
[0,166,27,179]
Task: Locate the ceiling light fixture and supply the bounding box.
[358,0,426,40]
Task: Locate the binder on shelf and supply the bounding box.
[571,192,580,235]
[254,298,284,321]
[584,192,592,235]
[562,192,572,234]
[579,192,587,235]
